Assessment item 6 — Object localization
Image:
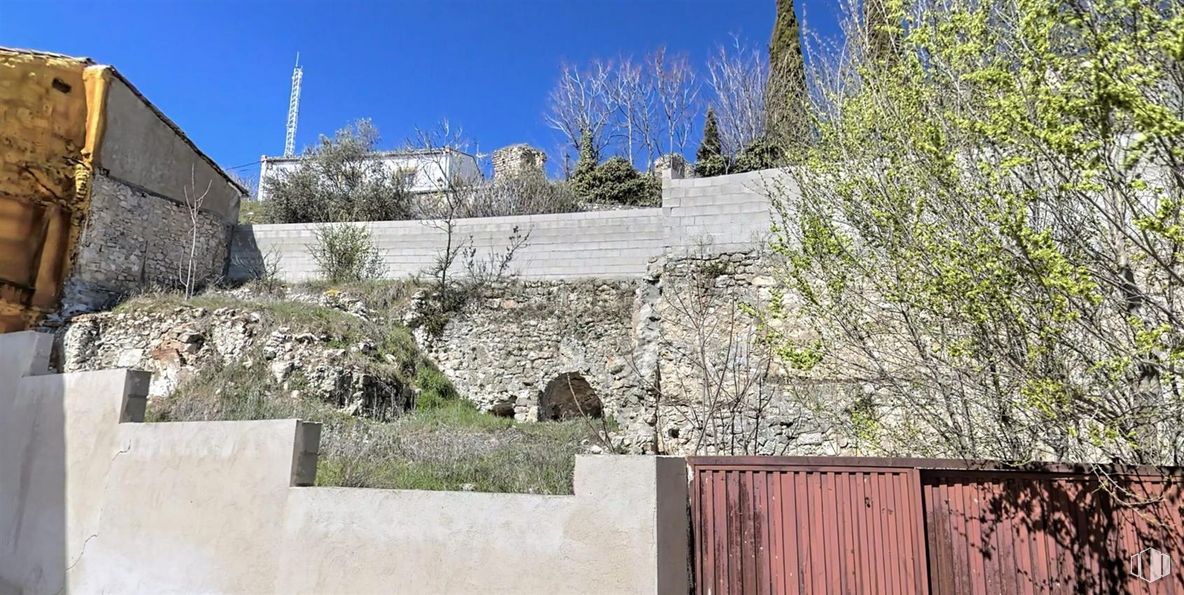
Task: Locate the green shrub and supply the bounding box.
[588,157,660,206]
[733,137,786,173]
[569,130,660,206]
[238,200,266,224]
[694,107,729,178]
[414,366,461,410]
[309,223,386,283]
[265,119,413,224]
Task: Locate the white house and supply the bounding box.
[254,148,481,201]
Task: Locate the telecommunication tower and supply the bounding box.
[283,54,303,157]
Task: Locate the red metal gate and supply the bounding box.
[921,469,1184,594]
[689,457,1183,594]
[689,457,929,595]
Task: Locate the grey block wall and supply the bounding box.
[230,168,793,283]
[663,169,792,256]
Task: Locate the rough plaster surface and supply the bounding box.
[0,331,689,594]
[98,76,242,223]
[0,50,91,331]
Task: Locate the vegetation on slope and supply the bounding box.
[121,284,595,494]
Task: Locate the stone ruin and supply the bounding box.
[492,144,547,178]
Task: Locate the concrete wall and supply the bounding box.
[231,167,791,283]
[662,169,793,256]
[0,330,689,594]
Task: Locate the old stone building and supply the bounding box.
[0,48,245,331]
[491,143,546,178]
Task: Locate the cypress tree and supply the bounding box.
[768,0,803,73]
[767,0,806,146]
[694,108,727,178]
[569,129,600,201]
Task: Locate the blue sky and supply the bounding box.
[0,1,844,181]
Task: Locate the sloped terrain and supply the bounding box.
[55,283,597,493]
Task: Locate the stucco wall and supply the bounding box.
[230,168,789,283]
[0,330,689,594]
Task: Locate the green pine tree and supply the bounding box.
[694,108,728,178]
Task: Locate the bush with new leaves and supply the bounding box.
[309,223,386,283]
[768,0,1184,465]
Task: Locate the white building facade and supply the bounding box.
[254,149,481,201]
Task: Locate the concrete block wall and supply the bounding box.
[230,167,793,283]
[662,169,792,257]
[0,330,690,594]
[232,208,668,282]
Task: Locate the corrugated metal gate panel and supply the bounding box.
[922,470,1184,594]
[689,458,928,595]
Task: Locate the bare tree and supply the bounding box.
[649,48,700,158]
[545,61,614,157]
[178,165,212,299]
[407,122,533,335]
[706,38,769,157]
[605,56,652,168]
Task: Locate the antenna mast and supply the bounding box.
[284,53,303,157]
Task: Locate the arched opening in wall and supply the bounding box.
[538,373,602,421]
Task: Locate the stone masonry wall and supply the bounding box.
[650,250,844,456]
[492,143,546,178]
[59,174,229,316]
[416,248,848,457]
[415,279,661,452]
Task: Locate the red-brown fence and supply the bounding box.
[689,457,1184,594]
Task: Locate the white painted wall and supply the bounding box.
[0,331,690,595]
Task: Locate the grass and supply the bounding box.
[133,284,596,494]
[238,200,266,224]
[315,402,592,494]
